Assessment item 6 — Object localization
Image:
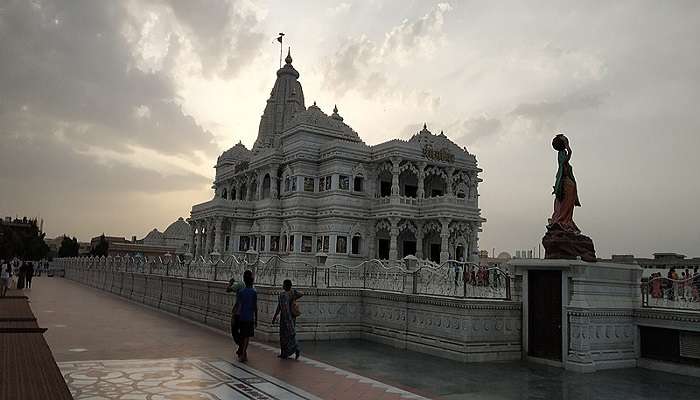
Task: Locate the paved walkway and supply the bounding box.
[23,277,431,400]
[21,277,700,400]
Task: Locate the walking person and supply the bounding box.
[272,279,303,360]
[226,277,245,350]
[235,270,257,362]
[17,261,26,290]
[26,261,34,289]
[1,261,10,297]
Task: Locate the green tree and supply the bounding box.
[92,234,109,257]
[58,235,79,257]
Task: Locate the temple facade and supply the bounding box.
[188,50,485,265]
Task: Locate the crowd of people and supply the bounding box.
[225,270,303,362]
[0,258,50,297]
[647,267,700,302]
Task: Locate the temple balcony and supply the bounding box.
[372,195,479,218]
[190,197,254,219]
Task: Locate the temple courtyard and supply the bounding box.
[17,277,699,400]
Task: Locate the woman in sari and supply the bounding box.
[549,134,581,233]
[272,279,303,360]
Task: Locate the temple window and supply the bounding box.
[304,177,314,192]
[270,236,280,251]
[291,176,297,192]
[221,188,228,199]
[251,236,258,250]
[225,235,230,252]
[319,177,326,192]
[288,235,295,252]
[302,236,313,252]
[284,176,290,192]
[324,176,332,191]
[351,234,361,255]
[262,174,271,198]
[316,235,329,252]
[339,175,350,190]
[353,176,364,192]
[239,236,250,251]
[336,236,347,253]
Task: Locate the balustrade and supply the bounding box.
[641,275,700,311]
[54,255,513,300]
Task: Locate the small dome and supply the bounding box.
[497,252,512,260]
[218,141,252,165]
[164,217,191,240]
[143,229,165,245]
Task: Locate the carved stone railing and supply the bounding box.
[641,276,700,311]
[53,255,512,300]
[325,259,406,292]
[414,260,511,300]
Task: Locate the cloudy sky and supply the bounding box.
[1,0,698,258]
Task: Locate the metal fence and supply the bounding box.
[54,255,513,300]
[641,275,700,311]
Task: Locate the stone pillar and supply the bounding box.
[389,217,399,261]
[269,165,279,199]
[213,217,224,256]
[206,219,214,255]
[469,227,479,262]
[390,157,400,196]
[417,162,426,199]
[415,221,424,260]
[367,229,376,259]
[197,223,204,258]
[446,167,454,196]
[247,179,254,201]
[256,173,263,200]
[188,222,196,256]
[440,218,450,263]
[228,220,236,254]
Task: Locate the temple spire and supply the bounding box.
[285,47,292,65]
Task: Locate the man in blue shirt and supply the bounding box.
[236,270,257,362]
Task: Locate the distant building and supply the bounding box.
[603,252,700,270]
[92,217,191,258]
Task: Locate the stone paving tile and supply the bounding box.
[23,277,434,400]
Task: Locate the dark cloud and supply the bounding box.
[164,0,265,77]
[510,91,604,123]
[0,117,209,194]
[0,0,217,160]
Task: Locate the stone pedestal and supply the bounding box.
[510,259,642,373]
[542,227,597,262]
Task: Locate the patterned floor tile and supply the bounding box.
[59,358,323,400]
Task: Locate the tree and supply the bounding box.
[58,235,79,257]
[92,234,109,257]
[0,218,49,260]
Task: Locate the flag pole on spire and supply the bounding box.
[276,33,285,68]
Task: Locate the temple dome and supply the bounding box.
[408,124,468,155]
[284,103,362,143]
[143,229,165,245]
[164,217,191,240]
[217,141,252,165]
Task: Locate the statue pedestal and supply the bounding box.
[542,227,597,262]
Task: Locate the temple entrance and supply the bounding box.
[528,270,562,361]
[429,244,441,263]
[378,239,390,259]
